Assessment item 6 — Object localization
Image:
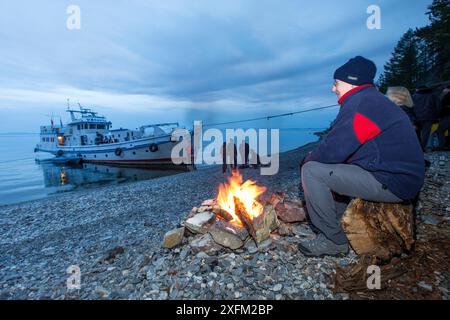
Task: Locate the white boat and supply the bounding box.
[35,105,190,167]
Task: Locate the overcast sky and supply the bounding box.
[0,0,432,133]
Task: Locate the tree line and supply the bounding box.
[378,0,449,93]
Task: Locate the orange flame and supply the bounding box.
[216,170,267,226]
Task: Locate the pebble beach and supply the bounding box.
[0,142,448,300]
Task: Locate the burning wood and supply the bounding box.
[212,206,233,222]
[215,170,279,245]
[216,170,266,227]
[233,196,258,242]
[162,170,310,252]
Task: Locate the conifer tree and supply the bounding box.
[378,29,420,93]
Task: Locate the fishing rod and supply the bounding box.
[203,103,339,127]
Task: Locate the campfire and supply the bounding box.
[216,170,267,227]
[162,170,307,251]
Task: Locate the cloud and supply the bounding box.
[0,0,432,132]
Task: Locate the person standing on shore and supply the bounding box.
[298,56,425,257]
[413,85,439,152]
[436,86,450,150]
[221,139,237,173]
[238,140,250,169]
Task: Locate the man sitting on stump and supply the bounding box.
[298,56,425,257]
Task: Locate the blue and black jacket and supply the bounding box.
[306,84,425,201]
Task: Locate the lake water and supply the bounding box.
[0,128,323,206]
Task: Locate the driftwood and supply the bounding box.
[342,198,415,261]
[233,196,258,241]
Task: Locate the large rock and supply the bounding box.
[268,192,285,207]
[253,204,280,244]
[184,212,215,234]
[213,219,249,241]
[162,227,185,249]
[209,224,245,250]
[275,200,306,223]
[190,233,222,254]
[277,221,294,236]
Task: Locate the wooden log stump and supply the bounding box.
[342,198,415,261]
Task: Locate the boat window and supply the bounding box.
[97,124,105,129]
[145,127,155,136]
[77,125,80,130]
[89,124,96,129]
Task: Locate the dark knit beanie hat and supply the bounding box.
[333,56,377,86]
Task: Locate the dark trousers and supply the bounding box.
[222,148,237,173]
[301,161,402,244]
[418,121,435,150]
[437,116,450,147]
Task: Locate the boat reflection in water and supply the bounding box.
[39,161,193,194]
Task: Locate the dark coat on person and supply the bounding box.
[400,105,417,124]
[440,91,450,118]
[413,88,439,122]
[305,84,425,201]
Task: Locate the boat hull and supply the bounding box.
[36,136,189,166]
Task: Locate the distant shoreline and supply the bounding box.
[0,132,39,136]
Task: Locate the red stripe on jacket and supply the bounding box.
[353,112,382,144]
